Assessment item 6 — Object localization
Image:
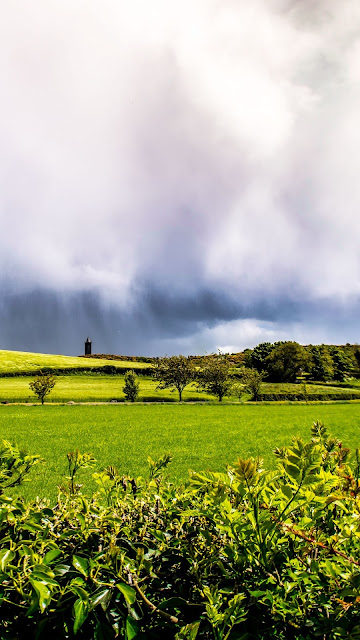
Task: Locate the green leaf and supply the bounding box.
[284,462,300,480]
[44,549,61,565]
[90,589,111,611]
[22,544,36,563]
[117,582,136,605]
[28,577,51,613]
[73,598,89,634]
[71,584,89,602]
[53,563,71,576]
[280,485,293,500]
[175,621,200,640]
[126,616,140,640]
[0,549,15,572]
[33,563,55,577]
[31,570,59,587]
[249,590,267,598]
[73,554,90,577]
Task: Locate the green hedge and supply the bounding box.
[1,423,360,638]
[258,391,360,401]
[0,366,154,378]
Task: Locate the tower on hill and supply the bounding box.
[85,337,92,356]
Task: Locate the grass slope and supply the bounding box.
[0,350,149,374]
[1,403,360,500]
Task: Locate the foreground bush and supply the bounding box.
[1,423,360,639]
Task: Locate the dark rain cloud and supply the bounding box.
[1,0,360,354]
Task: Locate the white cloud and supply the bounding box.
[1,0,360,351]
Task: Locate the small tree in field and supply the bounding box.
[29,371,56,405]
[153,355,195,401]
[197,354,233,402]
[239,367,263,401]
[123,370,140,402]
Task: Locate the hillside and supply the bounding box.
[0,350,151,375]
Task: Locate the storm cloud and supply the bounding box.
[1,0,360,355]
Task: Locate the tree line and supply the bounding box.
[242,341,359,383]
[27,342,360,404]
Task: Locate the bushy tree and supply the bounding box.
[329,347,354,381]
[197,354,233,402]
[123,370,140,402]
[309,345,334,381]
[29,371,56,404]
[239,367,263,401]
[250,342,275,373]
[265,341,309,382]
[153,355,195,401]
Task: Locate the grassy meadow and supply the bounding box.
[1,403,360,500]
[0,349,149,374]
[0,374,357,403]
[1,349,360,502]
[0,374,212,403]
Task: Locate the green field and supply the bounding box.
[0,375,213,403]
[1,403,360,500]
[0,374,356,404]
[0,349,149,373]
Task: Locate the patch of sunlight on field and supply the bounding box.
[1,403,359,501]
[0,350,150,373]
[0,375,212,403]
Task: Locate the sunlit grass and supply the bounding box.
[1,403,360,500]
[0,374,358,404]
[0,350,149,373]
[0,375,212,403]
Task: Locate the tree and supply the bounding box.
[309,345,334,381]
[197,354,233,402]
[153,355,195,402]
[265,341,309,383]
[250,342,275,373]
[239,367,263,401]
[123,370,140,402]
[329,347,354,382]
[29,371,56,404]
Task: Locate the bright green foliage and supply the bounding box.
[64,449,96,495]
[197,354,233,401]
[0,441,43,494]
[153,355,196,401]
[29,371,56,404]
[123,370,140,402]
[2,423,360,638]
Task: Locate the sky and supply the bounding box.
[1,0,360,356]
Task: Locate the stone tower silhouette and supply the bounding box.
[85,337,92,356]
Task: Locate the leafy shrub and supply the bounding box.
[123,370,140,402]
[2,423,360,638]
[29,371,56,404]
